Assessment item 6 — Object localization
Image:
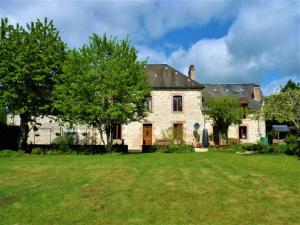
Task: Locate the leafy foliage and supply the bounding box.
[155,144,195,153]
[161,127,185,145]
[224,142,299,155]
[31,147,44,155]
[205,96,243,144]
[0,149,25,157]
[263,89,300,131]
[53,34,150,151]
[0,18,66,150]
[0,104,6,124]
[281,79,300,92]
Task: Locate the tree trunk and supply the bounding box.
[98,126,113,152]
[218,130,223,145]
[18,113,30,152]
[105,125,113,152]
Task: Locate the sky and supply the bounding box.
[0,0,299,95]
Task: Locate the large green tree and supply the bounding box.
[263,89,300,133]
[205,96,243,145]
[281,79,300,92]
[0,104,6,124]
[53,34,150,151]
[0,18,66,150]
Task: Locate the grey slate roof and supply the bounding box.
[145,64,204,90]
[202,84,263,110]
[145,64,263,110]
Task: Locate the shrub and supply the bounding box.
[31,147,44,155]
[285,143,298,155]
[209,145,237,153]
[227,138,240,145]
[161,127,186,145]
[239,143,256,151]
[230,143,273,154]
[53,135,73,152]
[46,150,63,155]
[273,144,287,154]
[284,135,298,145]
[156,144,194,153]
[0,150,24,157]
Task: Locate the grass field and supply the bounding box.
[0,152,299,225]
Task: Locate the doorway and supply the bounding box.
[143,124,152,145]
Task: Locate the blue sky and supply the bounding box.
[0,0,299,95]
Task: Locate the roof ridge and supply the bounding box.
[166,64,204,88]
[202,83,259,86]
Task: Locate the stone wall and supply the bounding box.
[6,89,266,149]
[204,116,266,143]
[123,89,204,150]
[6,115,102,145]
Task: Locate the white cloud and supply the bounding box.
[1,0,299,89]
[0,0,238,47]
[261,76,300,95]
[136,45,167,63]
[136,1,300,86]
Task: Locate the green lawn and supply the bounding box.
[0,152,299,225]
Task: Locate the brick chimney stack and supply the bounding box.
[188,65,196,80]
[253,85,262,101]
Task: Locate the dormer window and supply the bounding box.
[239,98,249,119]
[242,104,248,118]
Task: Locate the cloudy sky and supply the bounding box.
[1,0,299,95]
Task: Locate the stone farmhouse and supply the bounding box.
[7,64,266,150]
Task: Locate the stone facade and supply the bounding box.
[123,89,204,150]
[7,89,204,150]
[6,64,266,149]
[205,116,266,144]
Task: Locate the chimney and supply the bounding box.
[253,85,262,101]
[188,65,196,80]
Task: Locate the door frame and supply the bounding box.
[143,123,152,145]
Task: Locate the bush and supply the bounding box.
[0,150,24,157]
[156,144,195,153]
[209,145,237,153]
[285,143,298,155]
[31,147,44,155]
[227,138,240,145]
[272,144,287,154]
[284,135,298,145]
[239,143,256,151]
[161,127,186,145]
[229,143,275,154]
[53,134,73,152]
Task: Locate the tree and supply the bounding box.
[281,79,300,92]
[205,96,243,145]
[263,89,300,134]
[53,34,150,151]
[0,104,6,124]
[0,18,66,151]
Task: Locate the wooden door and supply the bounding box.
[143,124,152,145]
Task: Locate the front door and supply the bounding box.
[143,124,152,145]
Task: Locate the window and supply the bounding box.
[173,123,183,141]
[239,126,247,139]
[173,96,182,112]
[242,104,248,118]
[144,96,152,112]
[239,98,249,119]
[113,124,122,139]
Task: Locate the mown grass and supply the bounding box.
[0,152,299,225]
